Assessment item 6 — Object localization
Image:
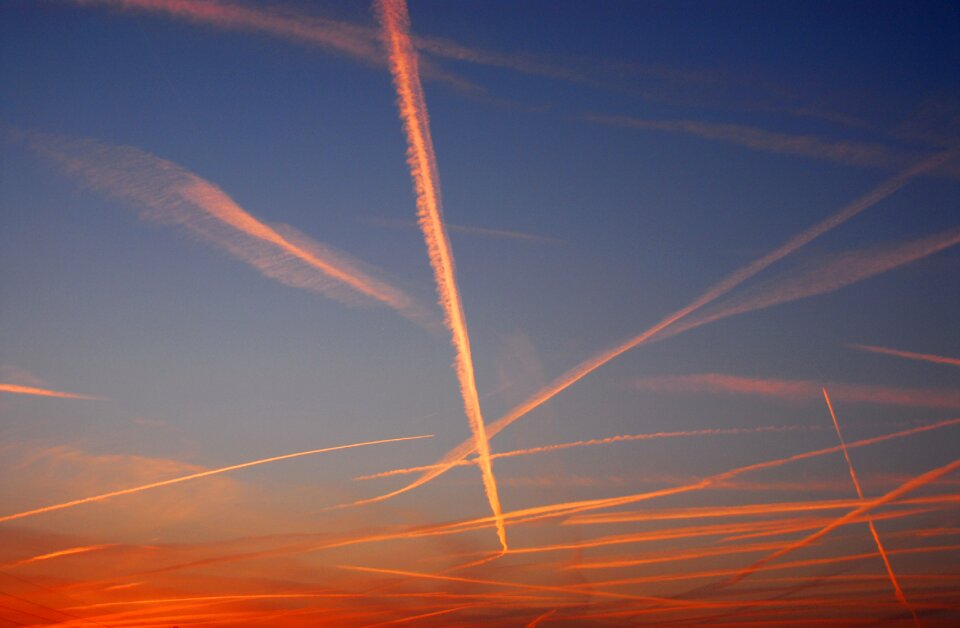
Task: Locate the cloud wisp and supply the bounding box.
[376,0,506,552]
[19,130,435,327]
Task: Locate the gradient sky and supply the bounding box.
[1,1,959,626]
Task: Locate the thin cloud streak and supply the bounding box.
[633,373,960,409]
[0,434,431,524]
[19,130,435,327]
[822,388,919,626]
[586,115,960,176]
[850,344,960,368]
[376,0,506,551]
[0,382,103,400]
[343,147,958,509]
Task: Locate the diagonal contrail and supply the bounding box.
[0,434,431,524]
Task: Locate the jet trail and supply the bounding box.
[0,382,102,400]
[355,425,818,481]
[344,147,959,508]
[728,457,960,586]
[0,434,430,524]
[822,388,919,626]
[375,0,506,551]
[4,545,111,569]
[850,344,960,368]
[20,130,434,327]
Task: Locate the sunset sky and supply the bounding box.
[1,1,959,626]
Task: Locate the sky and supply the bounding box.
[1,0,959,625]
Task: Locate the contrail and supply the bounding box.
[850,344,960,368]
[0,434,431,524]
[526,608,557,627]
[822,388,919,626]
[375,0,506,552]
[0,382,103,400]
[632,373,960,409]
[342,146,959,508]
[653,225,960,343]
[366,217,562,244]
[3,545,112,569]
[79,418,960,580]
[18,130,434,327]
[355,425,819,481]
[563,493,960,527]
[727,457,960,586]
[584,115,960,178]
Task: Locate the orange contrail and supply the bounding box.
[4,544,111,568]
[850,344,960,368]
[526,608,557,627]
[355,425,818,481]
[0,382,102,400]
[563,493,960,527]
[344,147,959,508]
[375,0,506,552]
[729,457,960,586]
[19,130,433,327]
[632,373,960,409]
[0,434,430,524]
[823,388,919,625]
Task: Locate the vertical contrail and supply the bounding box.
[822,388,919,626]
[850,344,960,368]
[374,0,507,552]
[345,146,959,507]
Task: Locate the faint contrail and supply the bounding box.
[727,457,960,586]
[654,225,960,342]
[632,373,960,409]
[0,434,431,524]
[0,382,103,400]
[354,424,819,481]
[342,147,959,508]
[584,115,960,177]
[850,344,960,368]
[366,217,563,244]
[526,609,557,627]
[376,0,506,552]
[3,544,112,569]
[18,130,434,327]
[822,388,919,626]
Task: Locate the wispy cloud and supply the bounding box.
[18,130,436,327]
